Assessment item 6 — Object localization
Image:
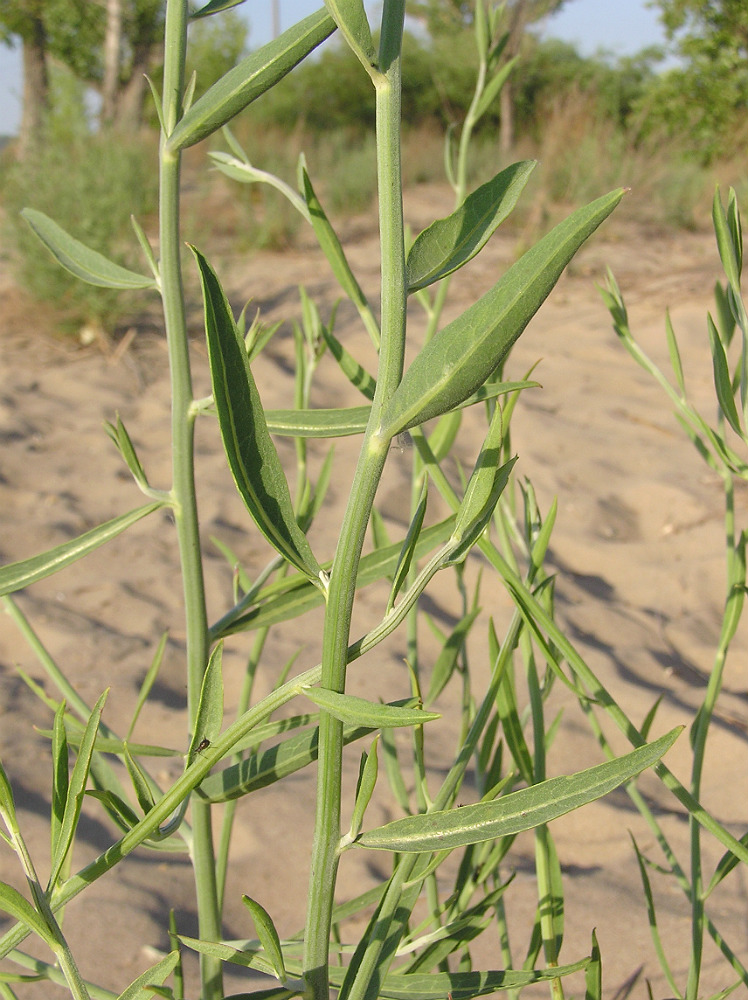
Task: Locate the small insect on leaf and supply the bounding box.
[196,739,211,754]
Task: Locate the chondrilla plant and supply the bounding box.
[0,1,722,998]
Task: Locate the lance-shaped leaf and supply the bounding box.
[356,728,680,852]
[266,405,371,438]
[167,10,335,150]
[124,744,157,815]
[190,643,225,763]
[387,480,428,611]
[321,324,377,401]
[324,0,377,72]
[405,160,536,293]
[349,738,379,841]
[0,883,58,951]
[191,247,323,584]
[708,313,743,436]
[21,209,156,289]
[242,896,287,983]
[191,0,246,18]
[50,702,69,861]
[300,687,440,729]
[382,189,624,436]
[48,691,108,890]
[115,950,180,1000]
[0,502,166,597]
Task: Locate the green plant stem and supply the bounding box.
[303,6,407,997]
[161,3,220,996]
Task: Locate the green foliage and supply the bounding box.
[185,8,248,100]
[1,126,158,334]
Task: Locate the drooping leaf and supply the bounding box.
[405,161,536,293]
[356,728,680,852]
[301,688,440,729]
[0,503,166,597]
[167,10,335,150]
[382,189,624,436]
[21,210,156,290]
[191,247,323,584]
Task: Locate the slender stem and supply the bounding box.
[303,5,407,997]
[161,3,220,996]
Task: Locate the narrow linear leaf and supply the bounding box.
[190,643,225,761]
[48,691,108,889]
[167,10,335,150]
[324,0,377,71]
[301,688,440,729]
[191,247,322,583]
[0,503,166,597]
[242,897,286,982]
[0,883,57,951]
[128,634,169,740]
[406,161,536,293]
[349,738,380,840]
[50,702,69,861]
[0,761,18,835]
[191,0,246,18]
[21,209,156,290]
[115,950,180,1000]
[321,325,377,401]
[266,405,371,438]
[124,744,157,815]
[713,188,741,297]
[388,480,428,610]
[357,728,680,852]
[472,57,516,123]
[370,962,590,998]
[708,314,743,435]
[383,189,624,436]
[425,608,480,706]
[585,930,602,1000]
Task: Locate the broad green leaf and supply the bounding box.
[48,691,108,890]
[242,896,286,982]
[0,503,165,597]
[21,209,156,290]
[266,405,371,438]
[356,728,680,852]
[167,10,336,150]
[115,950,180,1000]
[191,0,246,18]
[382,189,624,436]
[349,738,379,840]
[406,161,535,293]
[301,688,440,729]
[190,643,225,762]
[192,247,323,584]
[0,882,57,951]
[324,0,377,72]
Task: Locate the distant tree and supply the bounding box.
[643,0,748,158]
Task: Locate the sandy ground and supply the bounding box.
[0,183,747,999]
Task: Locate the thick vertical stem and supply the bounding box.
[303,5,407,998]
[160,3,221,996]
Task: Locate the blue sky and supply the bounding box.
[0,0,667,136]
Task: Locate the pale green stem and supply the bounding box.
[161,3,220,996]
[303,6,407,997]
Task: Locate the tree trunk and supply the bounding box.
[101,0,123,125]
[499,80,514,156]
[17,16,49,160]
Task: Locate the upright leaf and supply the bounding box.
[406,160,536,293]
[382,189,624,436]
[190,643,225,762]
[191,247,323,584]
[242,896,287,983]
[324,0,377,72]
[166,10,336,149]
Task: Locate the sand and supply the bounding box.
[0,184,746,998]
